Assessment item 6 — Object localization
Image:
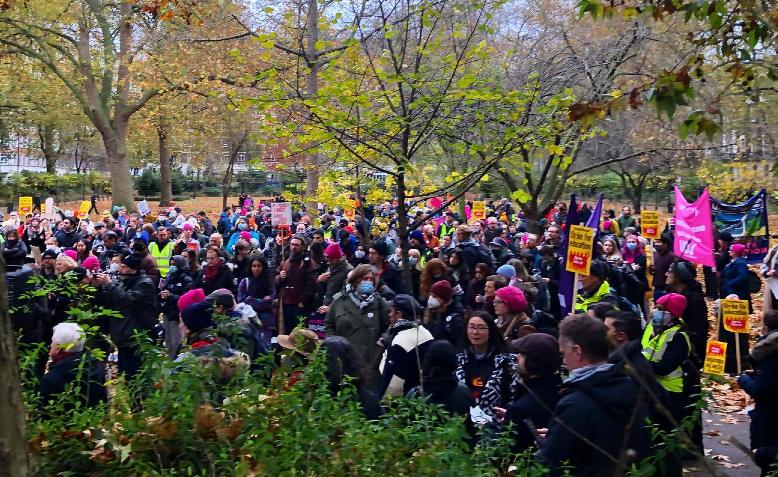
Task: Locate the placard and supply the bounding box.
[18,196,32,214]
[44,198,55,220]
[640,210,660,239]
[344,209,355,220]
[137,200,151,216]
[721,299,749,333]
[77,200,90,219]
[271,202,293,226]
[472,201,486,220]
[703,340,727,376]
[565,224,595,275]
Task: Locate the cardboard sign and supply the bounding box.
[18,196,32,214]
[565,225,595,275]
[271,202,293,226]
[137,200,151,216]
[472,201,486,220]
[721,299,749,333]
[640,210,661,239]
[77,200,90,219]
[44,198,55,220]
[703,340,727,375]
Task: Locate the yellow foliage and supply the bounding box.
[697,160,774,202]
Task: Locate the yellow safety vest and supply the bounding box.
[641,323,690,393]
[438,222,455,238]
[149,241,174,278]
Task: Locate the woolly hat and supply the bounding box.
[63,249,78,261]
[178,288,206,312]
[511,333,561,376]
[602,220,612,230]
[409,230,424,242]
[239,231,252,241]
[588,259,609,280]
[731,243,746,257]
[656,293,687,318]
[42,249,58,259]
[429,280,454,302]
[490,237,507,248]
[182,223,194,231]
[390,294,423,320]
[324,242,344,259]
[496,264,516,279]
[371,239,392,258]
[495,286,528,313]
[181,301,214,333]
[421,340,458,379]
[122,252,144,271]
[669,261,695,286]
[82,255,100,272]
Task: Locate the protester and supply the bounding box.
[720,243,752,372]
[493,286,534,341]
[321,336,384,419]
[574,260,618,314]
[159,255,195,359]
[650,234,676,301]
[1,228,28,267]
[277,234,319,332]
[423,280,465,348]
[666,261,708,364]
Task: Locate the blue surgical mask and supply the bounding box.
[168,265,177,275]
[627,242,637,251]
[359,281,375,294]
[238,223,247,231]
[651,309,667,327]
[408,257,418,266]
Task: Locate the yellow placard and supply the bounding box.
[703,340,727,375]
[77,200,90,219]
[640,210,661,239]
[721,299,749,333]
[565,224,595,275]
[472,201,486,220]
[18,196,32,214]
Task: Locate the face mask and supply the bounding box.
[108,263,120,273]
[168,265,177,275]
[626,242,637,251]
[427,296,441,309]
[408,257,418,266]
[355,250,365,259]
[651,309,668,327]
[238,223,247,231]
[358,281,374,294]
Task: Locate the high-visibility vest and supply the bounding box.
[438,222,455,238]
[641,323,690,393]
[149,241,174,278]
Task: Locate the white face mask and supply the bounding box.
[355,250,365,259]
[427,296,441,309]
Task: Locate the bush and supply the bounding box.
[135,168,160,196]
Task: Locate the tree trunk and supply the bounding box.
[396,171,411,292]
[222,160,234,210]
[304,0,321,212]
[631,193,642,216]
[0,254,30,477]
[157,122,172,207]
[102,126,135,209]
[38,124,58,174]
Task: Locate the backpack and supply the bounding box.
[748,270,762,294]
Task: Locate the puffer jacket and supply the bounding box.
[1,239,27,266]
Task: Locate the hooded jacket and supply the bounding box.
[159,259,195,320]
[738,330,778,450]
[98,272,158,347]
[536,364,644,477]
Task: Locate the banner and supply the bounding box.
[77,200,91,220]
[584,193,603,230]
[640,210,661,239]
[565,225,595,275]
[721,299,749,333]
[271,202,293,226]
[472,201,486,220]
[558,194,580,316]
[711,189,770,264]
[703,340,727,376]
[18,196,32,214]
[673,187,715,267]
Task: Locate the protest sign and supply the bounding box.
[77,200,90,219]
[344,209,355,220]
[472,201,486,220]
[721,299,749,333]
[137,200,151,216]
[44,198,55,220]
[18,196,32,214]
[271,202,293,226]
[640,210,661,239]
[674,187,715,267]
[565,224,595,275]
[703,340,727,376]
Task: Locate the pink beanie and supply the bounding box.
[63,249,77,260]
[82,255,100,272]
[182,223,194,231]
[602,220,612,230]
[324,242,344,259]
[656,293,687,318]
[178,288,206,312]
[730,243,746,257]
[495,286,528,313]
[239,231,252,241]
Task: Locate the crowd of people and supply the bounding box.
[2,197,777,475]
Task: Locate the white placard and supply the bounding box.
[137,200,151,216]
[271,202,292,226]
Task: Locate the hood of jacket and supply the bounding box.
[561,363,636,421]
[751,330,778,362]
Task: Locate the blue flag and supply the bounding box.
[558,195,579,316]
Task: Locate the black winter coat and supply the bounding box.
[39,352,107,409]
[159,269,195,320]
[1,240,27,266]
[202,263,236,296]
[504,374,561,452]
[738,330,778,451]
[677,283,708,364]
[98,273,158,347]
[536,364,646,477]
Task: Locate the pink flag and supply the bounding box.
[673,187,715,267]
